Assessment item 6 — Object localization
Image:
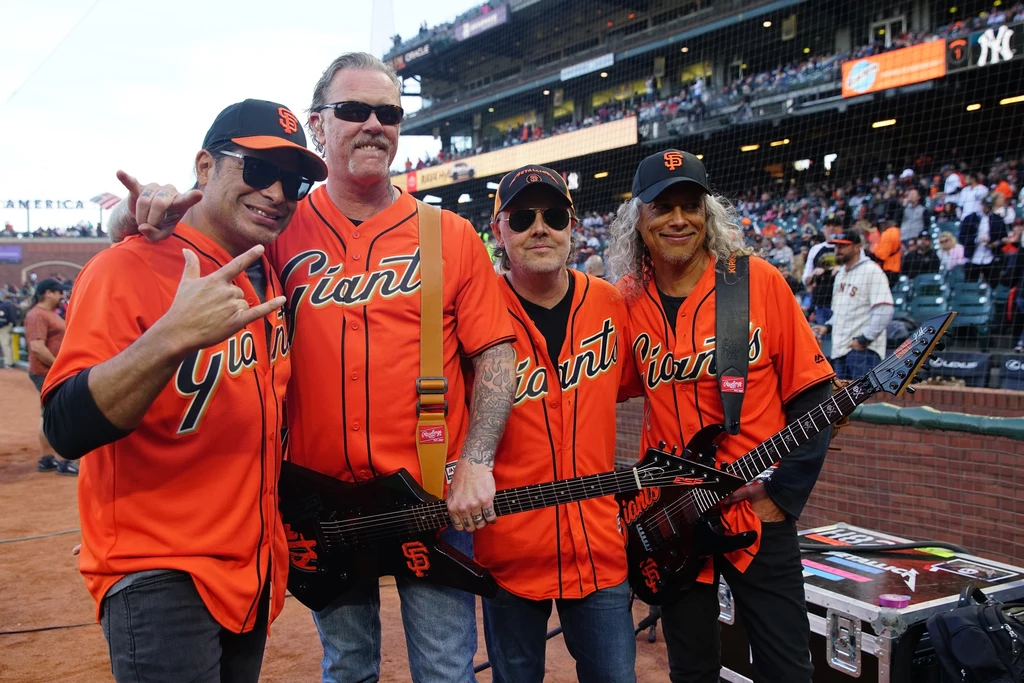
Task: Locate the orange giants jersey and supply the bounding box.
[42,223,291,633]
[618,257,833,578]
[473,271,631,600]
[266,186,514,486]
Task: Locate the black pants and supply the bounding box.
[660,519,813,683]
[100,571,270,683]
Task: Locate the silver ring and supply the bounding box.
[471,513,484,522]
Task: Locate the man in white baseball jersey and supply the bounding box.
[812,230,894,381]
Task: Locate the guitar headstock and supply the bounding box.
[869,312,956,396]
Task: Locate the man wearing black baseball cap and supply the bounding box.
[479,165,638,682]
[40,99,320,682]
[608,149,835,683]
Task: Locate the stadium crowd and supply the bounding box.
[2,221,105,238]
[564,154,1024,351]
[396,1,1024,173]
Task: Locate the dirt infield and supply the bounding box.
[0,369,672,682]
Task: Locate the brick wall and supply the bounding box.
[615,386,1024,566]
[0,238,109,287]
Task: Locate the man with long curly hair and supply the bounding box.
[607,149,835,683]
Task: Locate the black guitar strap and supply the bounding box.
[715,254,750,436]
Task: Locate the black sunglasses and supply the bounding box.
[319,101,404,126]
[218,150,313,202]
[502,208,573,233]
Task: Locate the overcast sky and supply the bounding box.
[0,0,478,231]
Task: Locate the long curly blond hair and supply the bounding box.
[605,192,751,301]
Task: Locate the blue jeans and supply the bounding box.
[831,349,882,381]
[312,527,478,683]
[100,571,268,683]
[482,579,637,683]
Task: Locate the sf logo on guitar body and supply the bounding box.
[402,541,431,577]
[284,523,318,573]
[640,558,662,593]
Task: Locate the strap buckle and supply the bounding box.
[416,377,449,395]
[416,376,449,416]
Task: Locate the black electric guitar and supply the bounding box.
[279,445,746,611]
[621,312,954,605]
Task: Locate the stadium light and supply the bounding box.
[803,47,811,54]
[600,71,608,78]
[999,95,1024,105]
[458,194,472,204]
[486,182,500,190]
[543,89,550,95]
[871,119,897,128]
[488,107,494,113]
[594,171,609,179]
[824,153,838,170]
[770,139,790,147]
[763,20,772,27]
[794,159,811,171]
[488,193,494,198]
[696,154,704,160]
[681,46,689,53]
[966,103,982,111]
[423,195,443,204]
[741,144,760,152]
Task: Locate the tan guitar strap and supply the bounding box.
[414,200,449,498]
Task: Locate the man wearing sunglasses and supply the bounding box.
[104,52,515,683]
[473,166,637,683]
[608,150,835,683]
[39,99,327,682]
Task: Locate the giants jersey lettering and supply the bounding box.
[619,257,833,578]
[474,272,631,600]
[42,223,291,633]
[266,186,514,486]
[829,256,893,360]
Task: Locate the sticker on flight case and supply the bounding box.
[929,558,1019,583]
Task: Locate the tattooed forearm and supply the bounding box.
[462,342,514,467]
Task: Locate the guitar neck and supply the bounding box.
[724,376,874,482]
[415,469,649,530]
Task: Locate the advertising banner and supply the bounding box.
[455,5,509,42]
[392,116,638,193]
[947,21,1022,72]
[841,40,946,97]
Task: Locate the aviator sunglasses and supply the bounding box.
[318,101,405,126]
[218,150,314,202]
[502,207,574,233]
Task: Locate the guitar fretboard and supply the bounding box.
[318,468,653,550]
[688,376,875,517]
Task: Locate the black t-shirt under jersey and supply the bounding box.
[510,274,575,364]
[658,288,687,327]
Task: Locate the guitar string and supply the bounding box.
[302,344,917,549]
[640,384,867,532]
[311,469,668,546]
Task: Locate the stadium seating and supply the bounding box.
[912,273,947,297]
[909,296,950,321]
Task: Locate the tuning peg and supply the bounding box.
[906,386,916,395]
[658,440,667,450]
[671,444,679,454]
[934,341,946,352]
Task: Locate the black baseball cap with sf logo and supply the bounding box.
[492,165,575,219]
[632,149,711,203]
[202,99,327,182]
